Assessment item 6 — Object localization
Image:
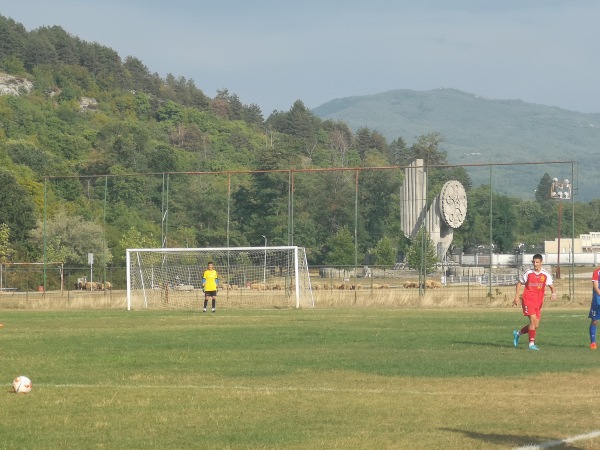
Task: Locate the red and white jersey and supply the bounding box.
[592,267,600,304]
[520,268,553,304]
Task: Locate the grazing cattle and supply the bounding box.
[223,284,239,290]
[250,283,267,291]
[425,280,443,289]
[403,280,443,289]
[76,278,86,290]
[85,281,101,291]
[84,281,112,291]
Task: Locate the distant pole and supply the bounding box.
[355,170,359,303]
[570,162,575,299]
[550,177,571,280]
[262,235,267,284]
[557,199,563,279]
[489,165,493,296]
[43,178,47,289]
[103,176,108,288]
[88,253,94,288]
[227,175,231,248]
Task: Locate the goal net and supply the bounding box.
[126,246,313,310]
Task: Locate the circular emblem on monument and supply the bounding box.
[440,180,467,228]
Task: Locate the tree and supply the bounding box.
[29,209,112,266]
[156,100,183,125]
[359,152,402,249]
[266,100,321,152]
[583,200,600,233]
[1,55,27,76]
[36,26,79,66]
[147,144,178,172]
[94,122,150,171]
[104,166,149,207]
[0,223,14,263]
[371,236,396,266]
[491,194,517,253]
[119,227,159,250]
[103,203,161,263]
[0,171,36,242]
[535,173,553,204]
[123,56,152,91]
[213,88,243,120]
[0,16,28,63]
[409,132,446,166]
[6,140,51,174]
[389,137,408,165]
[23,32,59,70]
[355,127,373,160]
[405,227,437,273]
[168,226,197,249]
[456,185,517,253]
[327,124,353,167]
[506,198,545,247]
[324,227,358,266]
[231,170,290,246]
[241,103,264,126]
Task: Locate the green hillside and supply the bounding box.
[0,14,416,269]
[2,13,600,278]
[313,88,600,201]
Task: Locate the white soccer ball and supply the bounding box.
[12,376,32,394]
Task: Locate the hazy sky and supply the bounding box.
[3,1,599,114]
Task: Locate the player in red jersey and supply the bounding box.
[512,253,557,350]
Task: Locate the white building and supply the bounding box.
[579,232,600,253]
[545,232,600,255]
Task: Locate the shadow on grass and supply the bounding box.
[544,342,588,350]
[451,340,514,349]
[440,427,585,449]
[451,339,586,350]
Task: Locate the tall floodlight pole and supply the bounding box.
[262,235,267,284]
[88,253,94,288]
[570,162,575,299]
[550,177,572,279]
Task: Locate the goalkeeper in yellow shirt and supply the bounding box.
[202,262,219,313]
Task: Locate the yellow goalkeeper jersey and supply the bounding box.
[202,269,219,291]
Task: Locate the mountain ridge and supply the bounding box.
[313,88,599,201]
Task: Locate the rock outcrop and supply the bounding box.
[0,73,33,96]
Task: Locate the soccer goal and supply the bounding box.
[126,246,314,310]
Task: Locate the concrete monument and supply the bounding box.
[400,159,467,258]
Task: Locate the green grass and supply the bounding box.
[1,308,599,449]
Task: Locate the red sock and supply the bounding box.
[520,325,529,335]
[529,328,536,344]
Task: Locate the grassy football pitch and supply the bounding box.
[1,307,600,449]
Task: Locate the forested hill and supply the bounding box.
[0,14,431,267]
[313,88,600,202]
[2,13,600,272]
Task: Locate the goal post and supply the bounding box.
[126,246,314,310]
